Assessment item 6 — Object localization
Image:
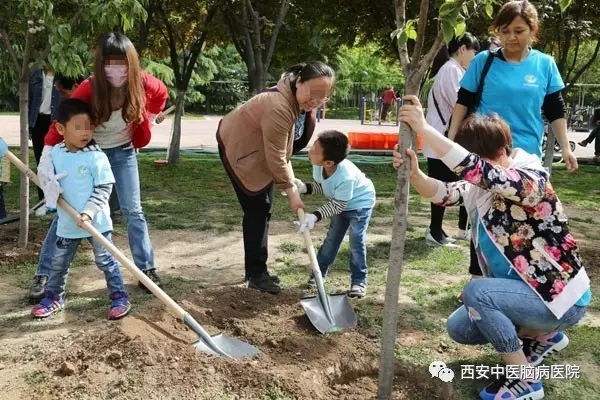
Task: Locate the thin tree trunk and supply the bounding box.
[377,80,419,399]
[18,80,29,248]
[167,89,186,165]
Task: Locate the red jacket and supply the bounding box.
[382,88,396,104]
[44,71,168,149]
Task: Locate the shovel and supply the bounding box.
[297,209,357,333]
[0,138,260,358]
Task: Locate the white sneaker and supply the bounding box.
[35,207,47,217]
[425,229,457,247]
[455,229,471,241]
[348,284,367,298]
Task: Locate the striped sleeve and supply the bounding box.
[314,198,348,221]
[81,184,112,219]
[306,182,324,195]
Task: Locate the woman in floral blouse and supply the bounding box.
[393,95,591,400]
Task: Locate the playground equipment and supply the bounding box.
[348,131,423,151]
[359,97,402,126]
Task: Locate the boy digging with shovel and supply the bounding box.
[31,98,130,320]
[295,130,376,298]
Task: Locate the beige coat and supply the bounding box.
[216,77,300,195]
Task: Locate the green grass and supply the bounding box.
[3,151,600,399]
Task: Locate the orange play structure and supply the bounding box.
[348,132,423,151]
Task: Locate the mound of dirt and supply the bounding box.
[22,287,459,399]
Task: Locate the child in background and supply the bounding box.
[31,98,130,320]
[295,130,376,298]
[0,154,9,220]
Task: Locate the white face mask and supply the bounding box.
[104,65,128,87]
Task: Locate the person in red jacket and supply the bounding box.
[31,32,168,298]
[380,86,397,122]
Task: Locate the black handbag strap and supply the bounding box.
[471,49,497,112]
[432,90,446,126]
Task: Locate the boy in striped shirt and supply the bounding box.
[31,99,130,320]
[296,130,376,298]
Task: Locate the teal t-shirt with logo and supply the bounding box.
[460,49,564,158]
[51,143,114,238]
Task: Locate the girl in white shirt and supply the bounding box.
[423,33,480,247]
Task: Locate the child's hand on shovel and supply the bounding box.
[295,213,318,233]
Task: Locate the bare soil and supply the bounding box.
[0,222,460,400]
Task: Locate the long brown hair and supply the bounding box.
[92,32,145,125]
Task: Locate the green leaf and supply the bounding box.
[559,0,572,12]
[485,3,494,18]
[398,31,408,46]
[442,19,455,43]
[454,21,466,37]
[439,0,458,17]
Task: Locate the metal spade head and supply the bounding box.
[193,333,261,358]
[300,293,357,334]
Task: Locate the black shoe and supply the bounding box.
[29,275,48,303]
[138,269,162,292]
[578,140,588,147]
[111,212,122,224]
[244,271,280,284]
[248,272,281,294]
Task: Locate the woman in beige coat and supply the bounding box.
[217,61,334,293]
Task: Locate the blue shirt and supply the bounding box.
[460,49,564,158]
[312,159,375,211]
[51,143,114,238]
[476,214,591,307]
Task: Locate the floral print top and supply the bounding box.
[429,145,590,318]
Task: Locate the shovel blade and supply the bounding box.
[301,293,357,334]
[192,334,261,358]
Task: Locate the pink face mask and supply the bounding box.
[104,65,128,87]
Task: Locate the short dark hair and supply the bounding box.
[491,1,539,41]
[54,73,86,90]
[317,130,349,164]
[56,98,92,125]
[283,61,335,93]
[454,113,513,159]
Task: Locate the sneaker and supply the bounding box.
[454,229,471,241]
[479,376,544,400]
[29,275,49,303]
[440,229,456,243]
[110,212,123,224]
[522,331,569,367]
[425,230,456,247]
[138,269,162,292]
[108,292,131,320]
[248,272,281,294]
[31,295,64,318]
[578,140,588,147]
[348,284,367,298]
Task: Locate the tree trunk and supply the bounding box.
[377,79,419,400]
[248,67,265,94]
[167,89,186,165]
[18,80,29,248]
[543,125,555,176]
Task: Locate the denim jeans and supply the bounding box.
[46,231,126,300]
[316,207,372,287]
[0,183,6,220]
[102,143,154,271]
[36,143,155,276]
[446,278,587,354]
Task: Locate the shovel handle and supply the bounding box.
[3,148,188,321]
[297,209,321,277]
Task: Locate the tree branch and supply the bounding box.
[565,36,580,83]
[225,12,245,60]
[183,5,219,87]
[263,0,289,72]
[21,29,32,81]
[410,0,430,65]
[565,38,600,93]
[245,0,262,71]
[0,28,21,74]
[416,29,444,80]
[240,0,256,73]
[394,0,410,75]
[157,4,182,85]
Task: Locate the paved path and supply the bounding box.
[0,115,596,159]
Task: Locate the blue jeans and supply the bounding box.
[316,208,372,287]
[447,278,587,354]
[46,231,126,300]
[36,143,155,276]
